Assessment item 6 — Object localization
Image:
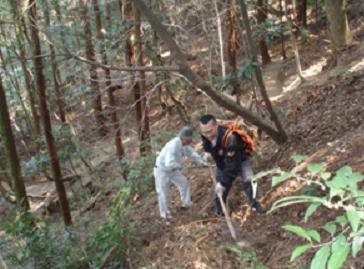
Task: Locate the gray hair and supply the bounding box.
[178,126,193,140]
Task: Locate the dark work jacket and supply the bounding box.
[201,126,249,187]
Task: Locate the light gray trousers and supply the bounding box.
[154,167,192,218]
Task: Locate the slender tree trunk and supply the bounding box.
[5,1,41,138]
[79,0,106,136]
[0,75,29,210]
[284,0,304,80]
[42,0,66,123]
[28,0,72,226]
[213,0,226,79]
[256,0,271,65]
[296,0,307,27]
[238,0,288,141]
[93,0,125,159]
[0,47,33,143]
[227,0,240,96]
[279,0,287,60]
[132,3,151,155]
[324,0,352,49]
[133,0,287,144]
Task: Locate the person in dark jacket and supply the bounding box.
[199,114,263,215]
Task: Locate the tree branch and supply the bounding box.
[133,0,287,144]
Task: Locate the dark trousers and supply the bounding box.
[213,159,258,214]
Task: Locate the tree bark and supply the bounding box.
[8,0,41,138]
[256,0,271,65]
[284,0,304,80]
[42,0,66,123]
[324,0,352,49]
[133,0,287,144]
[132,3,151,156]
[279,0,287,60]
[213,0,226,78]
[79,0,106,136]
[227,0,240,95]
[28,0,72,226]
[296,0,307,27]
[92,0,125,159]
[0,75,29,210]
[238,0,288,141]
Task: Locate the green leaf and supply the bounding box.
[328,237,349,269]
[347,209,361,233]
[336,166,352,177]
[290,244,311,262]
[327,185,345,200]
[352,236,364,257]
[272,172,293,186]
[322,223,336,236]
[292,154,308,164]
[332,234,347,253]
[283,224,311,242]
[320,172,332,180]
[336,216,349,229]
[304,204,320,223]
[307,230,321,243]
[310,244,330,269]
[308,163,326,174]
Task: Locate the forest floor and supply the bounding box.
[125,40,364,268]
[1,13,364,269]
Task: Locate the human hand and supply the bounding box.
[202,152,212,163]
[215,182,225,195]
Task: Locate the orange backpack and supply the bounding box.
[221,124,256,155]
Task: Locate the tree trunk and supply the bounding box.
[227,0,240,96]
[8,0,41,138]
[284,0,304,80]
[213,0,226,78]
[324,0,352,49]
[132,3,151,156]
[92,0,125,159]
[0,46,33,147]
[42,0,66,123]
[133,0,287,144]
[256,0,271,65]
[238,0,287,141]
[296,0,307,27]
[79,0,106,136]
[0,75,29,210]
[279,0,287,60]
[28,0,72,226]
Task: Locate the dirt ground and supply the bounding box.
[127,38,364,269]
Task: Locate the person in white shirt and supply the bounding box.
[154,126,206,220]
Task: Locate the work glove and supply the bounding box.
[202,152,212,163]
[215,182,225,195]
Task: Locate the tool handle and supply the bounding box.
[217,192,237,240]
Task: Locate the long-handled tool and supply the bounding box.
[208,166,237,240]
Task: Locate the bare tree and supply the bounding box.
[324,0,352,49]
[79,0,106,136]
[28,0,72,226]
[92,0,125,159]
[0,75,29,209]
[41,0,66,123]
[133,0,287,144]
[256,0,271,65]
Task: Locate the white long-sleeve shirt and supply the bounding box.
[155,137,205,172]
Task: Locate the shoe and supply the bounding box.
[251,202,265,214]
[181,202,192,210]
[214,209,225,217]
